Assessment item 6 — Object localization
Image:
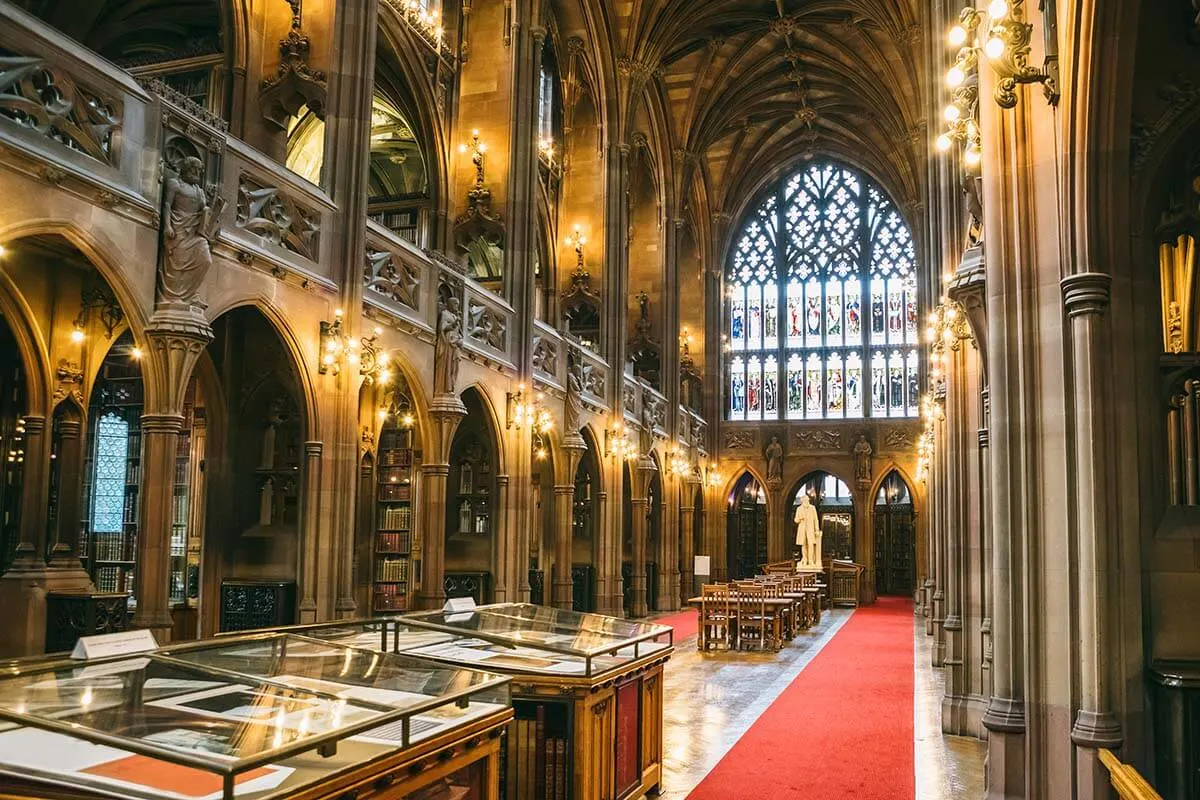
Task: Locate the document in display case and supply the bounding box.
[281,604,675,800]
[0,632,513,800]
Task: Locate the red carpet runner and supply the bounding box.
[654,609,699,643]
[685,598,915,800]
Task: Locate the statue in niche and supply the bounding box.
[639,400,655,458]
[794,494,822,567]
[854,434,873,487]
[159,156,224,310]
[433,295,463,396]
[1168,301,1185,354]
[259,476,275,527]
[765,436,784,488]
[565,366,584,432]
[260,400,285,470]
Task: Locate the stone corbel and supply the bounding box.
[259,11,328,132]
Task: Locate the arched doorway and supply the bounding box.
[200,307,306,635]
[787,471,855,563]
[0,315,26,575]
[874,470,916,596]
[726,472,767,580]
[444,387,498,603]
[570,431,601,612]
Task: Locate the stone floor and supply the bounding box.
[650,604,987,799]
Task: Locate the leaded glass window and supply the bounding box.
[725,163,920,420]
[90,412,129,533]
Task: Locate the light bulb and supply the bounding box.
[935,133,953,152]
[948,25,967,47]
[131,346,143,360]
[988,0,1008,18]
[70,327,85,343]
[985,36,1006,60]
[379,352,390,365]
[402,413,415,427]
[946,65,965,88]
[0,245,6,257]
[944,104,961,123]
[334,308,344,318]
[964,146,982,166]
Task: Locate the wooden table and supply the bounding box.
[686,596,794,651]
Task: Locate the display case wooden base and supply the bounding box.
[505,658,668,800]
[0,710,512,800]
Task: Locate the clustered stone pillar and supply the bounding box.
[298,441,323,622]
[418,399,466,610]
[679,479,698,603]
[48,415,87,571]
[552,436,585,609]
[630,458,654,618]
[11,415,50,570]
[1061,273,1123,795]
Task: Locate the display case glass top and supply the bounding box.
[298,604,674,679]
[0,633,511,800]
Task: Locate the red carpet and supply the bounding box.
[653,609,699,643]
[686,598,915,800]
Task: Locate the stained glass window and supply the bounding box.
[725,162,920,420]
[90,412,129,534]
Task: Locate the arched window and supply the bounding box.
[726,162,920,421]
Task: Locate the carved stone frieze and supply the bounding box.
[0,56,121,165]
[882,428,916,451]
[53,359,84,405]
[623,383,637,415]
[467,302,506,352]
[724,430,756,450]
[531,336,558,375]
[364,249,419,310]
[236,176,321,260]
[792,429,841,450]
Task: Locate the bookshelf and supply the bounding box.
[373,422,414,613]
[169,381,196,607]
[452,440,492,536]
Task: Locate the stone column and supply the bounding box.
[931,409,947,666]
[552,435,585,609]
[942,346,968,729]
[630,457,655,617]
[0,414,52,655]
[133,319,210,641]
[1061,274,1123,790]
[418,398,466,609]
[297,441,323,622]
[595,487,619,614]
[48,416,89,575]
[658,475,680,611]
[493,473,510,602]
[979,389,994,703]
[679,477,699,602]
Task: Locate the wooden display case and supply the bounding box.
[290,603,675,800]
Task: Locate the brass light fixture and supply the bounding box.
[604,420,637,461]
[318,308,346,375]
[981,0,1058,109]
[938,7,982,167]
[704,461,724,489]
[667,444,691,478]
[507,383,555,461]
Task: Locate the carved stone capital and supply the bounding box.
[1070,710,1123,749]
[981,696,1026,734]
[1060,272,1111,318]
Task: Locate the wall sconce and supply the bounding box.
[704,461,724,489]
[938,8,982,166]
[378,382,416,429]
[538,137,556,165]
[564,225,587,270]
[71,283,125,343]
[667,444,691,478]
[460,129,487,191]
[359,326,393,385]
[319,308,347,375]
[605,420,637,461]
[951,0,1057,110]
[507,384,553,433]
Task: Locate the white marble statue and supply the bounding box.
[794,494,822,567]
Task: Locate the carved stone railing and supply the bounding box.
[429,252,514,368]
[364,219,432,332]
[532,321,564,390]
[221,138,335,285]
[0,4,158,212]
[679,406,709,458]
[566,338,609,412]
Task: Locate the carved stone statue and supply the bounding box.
[565,367,584,432]
[854,434,873,487]
[794,494,822,567]
[639,400,655,457]
[1168,300,1185,354]
[160,156,223,310]
[765,436,784,487]
[433,295,463,396]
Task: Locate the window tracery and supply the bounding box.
[726,163,920,421]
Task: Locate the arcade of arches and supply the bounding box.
[0,0,1196,797]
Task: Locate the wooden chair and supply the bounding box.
[700,583,733,651]
[734,581,774,651]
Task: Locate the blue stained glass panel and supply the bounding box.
[90,412,129,534]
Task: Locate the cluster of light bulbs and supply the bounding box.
[704,462,724,489]
[667,444,691,478]
[538,138,556,163]
[377,406,415,429]
[394,0,444,45]
[509,384,553,433]
[606,421,638,462]
[915,297,973,480]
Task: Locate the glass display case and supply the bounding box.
[274,604,675,800]
[0,632,512,800]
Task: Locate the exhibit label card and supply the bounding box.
[71,629,159,660]
[694,555,711,576]
[443,597,477,614]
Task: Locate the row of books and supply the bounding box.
[376,556,410,583]
[92,531,134,562]
[379,506,412,531]
[379,484,412,502]
[505,712,569,800]
[377,531,411,553]
[379,448,414,468]
[378,465,412,484]
[94,564,133,593]
[373,586,408,612]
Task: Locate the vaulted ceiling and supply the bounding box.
[589,0,928,225]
